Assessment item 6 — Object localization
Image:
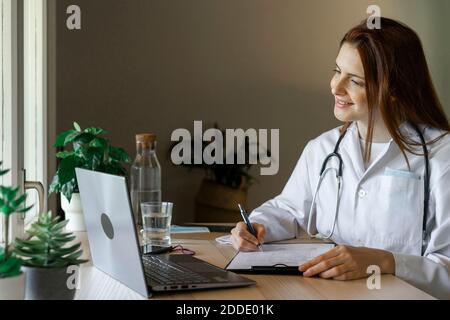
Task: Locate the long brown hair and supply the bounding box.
[340,18,450,164]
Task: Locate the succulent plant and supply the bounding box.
[0,248,22,278]
[0,161,32,278]
[14,211,88,268]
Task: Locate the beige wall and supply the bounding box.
[50,0,450,223]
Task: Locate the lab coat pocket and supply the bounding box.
[384,167,421,180]
[376,173,423,250]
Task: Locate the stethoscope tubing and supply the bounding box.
[307,123,430,253]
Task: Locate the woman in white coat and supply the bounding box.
[231,18,450,299]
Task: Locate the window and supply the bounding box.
[0,0,46,244]
[23,0,46,227]
[0,0,14,243]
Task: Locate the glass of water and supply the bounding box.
[140,202,173,248]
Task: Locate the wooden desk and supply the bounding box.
[74,232,435,300]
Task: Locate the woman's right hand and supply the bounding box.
[230,222,266,251]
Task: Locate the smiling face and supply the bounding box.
[330,42,368,123]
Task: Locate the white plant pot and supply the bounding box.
[61,193,86,232]
[0,272,25,300]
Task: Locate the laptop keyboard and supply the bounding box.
[142,255,210,285]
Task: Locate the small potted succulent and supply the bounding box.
[0,162,32,300]
[49,122,130,231]
[14,211,88,300]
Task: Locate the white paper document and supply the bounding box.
[226,243,335,270]
[215,234,232,244]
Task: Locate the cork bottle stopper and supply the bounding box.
[135,133,156,144]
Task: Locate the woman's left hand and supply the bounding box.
[299,245,396,280]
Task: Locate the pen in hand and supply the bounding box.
[238,204,263,252]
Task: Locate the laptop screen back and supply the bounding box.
[76,168,149,297]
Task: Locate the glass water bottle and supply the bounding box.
[130,133,162,227]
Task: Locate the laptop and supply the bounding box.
[75,168,255,298]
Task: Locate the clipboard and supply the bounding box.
[225,243,335,275]
[226,263,302,275]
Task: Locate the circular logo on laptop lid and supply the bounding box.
[100,213,114,239]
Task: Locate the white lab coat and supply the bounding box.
[249,122,450,299]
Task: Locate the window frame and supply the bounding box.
[0,0,24,242]
[0,0,47,243]
[23,0,47,229]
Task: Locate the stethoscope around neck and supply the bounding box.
[306,123,430,250]
[306,130,346,240]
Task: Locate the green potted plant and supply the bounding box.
[14,211,88,300]
[0,162,32,300]
[49,122,131,231]
[169,123,269,222]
